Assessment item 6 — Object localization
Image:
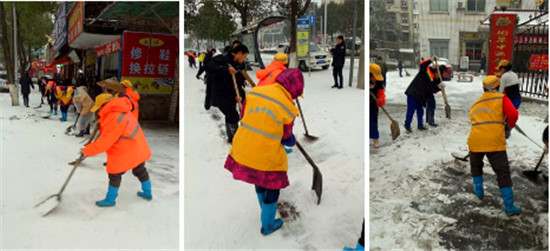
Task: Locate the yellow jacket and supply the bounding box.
[55,86,74,105]
[230,83,299,172]
[467,92,507,152]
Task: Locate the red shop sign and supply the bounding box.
[68,2,84,46]
[529,54,549,70]
[120,31,178,78]
[96,38,121,57]
[489,13,516,76]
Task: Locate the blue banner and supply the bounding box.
[54,2,68,56]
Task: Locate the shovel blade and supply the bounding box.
[390,120,400,140]
[304,133,319,141]
[445,105,451,119]
[523,170,543,181]
[35,195,60,216]
[311,167,323,205]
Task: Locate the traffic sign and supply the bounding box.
[297,19,309,25]
[310,15,315,25]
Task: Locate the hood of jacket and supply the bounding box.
[256,61,286,80]
[98,96,132,117]
[275,69,304,99]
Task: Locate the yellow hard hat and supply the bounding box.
[120,80,132,88]
[90,93,115,113]
[274,52,288,64]
[483,75,500,90]
[495,59,510,70]
[369,63,384,81]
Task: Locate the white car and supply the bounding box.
[276,43,331,71]
[0,71,8,92]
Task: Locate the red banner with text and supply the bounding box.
[68,2,84,46]
[489,13,516,76]
[96,38,121,57]
[120,31,178,79]
[529,54,549,70]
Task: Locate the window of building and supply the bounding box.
[387,12,397,23]
[467,0,485,12]
[402,32,410,43]
[465,42,484,60]
[401,15,409,24]
[430,40,449,58]
[401,0,408,8]
[429,0,448,11]
[386,31,398,42]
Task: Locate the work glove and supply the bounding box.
[505,124,513,131]
[281,134,296,147]
[376,89,386,107]
[438,83,445,89]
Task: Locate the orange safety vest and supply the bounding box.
[229,83,299,172]
[125,87,140,120]
[82,97,151,174]
[256,61,286,87]
[467,92,507,152]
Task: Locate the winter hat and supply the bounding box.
[483,75,500,90]
[275,69,304,99]
[274,52,288,64]
[369,63,384,81]
[97,78,126,93]
[120,79,132,88]
[90,93,115,113]
[495,59,510,70]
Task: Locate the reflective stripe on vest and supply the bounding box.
[120,125,140,140]
[117,114,125,123]
[248,92,295,119]
[133,107,139,111]
[240,122,282,140]
[472,121,506,126]
[471,97,502,108]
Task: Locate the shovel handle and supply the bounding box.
[534,149,547,171]
[57,153,86,195]
[231,74,242,112]
[433,58,450,106]
[241,70,256,87]
[296,99,312,136]
[369,92,394,121]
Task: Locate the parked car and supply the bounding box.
[0,71,8,92]
[386,59,398,71]
[436,58,453,80]
[279,42,331,71]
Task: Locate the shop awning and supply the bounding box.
[46,57,71,68]
[69,33,121,50]
[96,2,178,20]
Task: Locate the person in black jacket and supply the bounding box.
[38,77,46,105]
[196,48,217,80]
[19,72,34,107]
[403,57,443,132]
[330,35,346,89]
[207,44,248,143]
[426,65,446,127]
[398,59,403,78]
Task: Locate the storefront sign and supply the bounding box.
[54,2,67,55]
[529,54,548,70]
[68,2,84,46]
[489,13,516,76]
[96,38,121,57]
[120,31,178,94]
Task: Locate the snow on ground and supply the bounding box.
[370,69,548,250]
[184,55,364,249]
[0,89,179,249]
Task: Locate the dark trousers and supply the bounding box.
[333,66,343,87]
[426,95,436,124]
[469,151,512,188]
[60,104,69,113]
[108,162,150,188]
[255,185,280,204]
[399,68,403,77]
[204,79,212,110]
[358,219,365,246]
[370,103,379,139]
[48,94,58,111]
[404,95,424,128]
[22,93,29,107]
[218,102,240,142]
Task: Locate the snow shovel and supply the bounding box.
[65,114,80,135]
[452,153,470,162]
[295,99,319,141]
[405,69,411,77]
[523,149,547,181]
[231,74,242,113]
[295,141,322,205]
[514,125,544,149]
[69,124,100,165]
[370,92,400,140]
[35,153,86,216]
[240,70,256,88]
[434,58,451,119]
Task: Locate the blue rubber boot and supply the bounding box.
[472,176,484,199]
[256,192,265,209]
[96,186,118,207]
[500,186,521,216]
[49,109,53,114]
[343,243,365,251]
[60,112,67,122]
[54,110,58,116]
[284,147,293,154]
[260,201,283,235]
[137,180,152,200]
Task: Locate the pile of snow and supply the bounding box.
[0,90,179,249]
[184,55,365,249]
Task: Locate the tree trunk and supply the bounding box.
[357,17,365,90]
[0,3,19,106]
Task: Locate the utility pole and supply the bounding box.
[13,4,17,82]
[348,0,357,87]
[323,0,327,48]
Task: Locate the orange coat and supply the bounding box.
[82,97,151,174]
[125,87,140,120]
[256,61,286,87]
[45,81,56,95]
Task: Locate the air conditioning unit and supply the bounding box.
[457,2,465,10]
